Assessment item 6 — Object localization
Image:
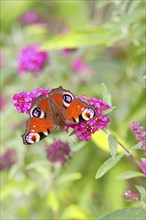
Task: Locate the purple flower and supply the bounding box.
[72,58,90,73]
[21,11,40,25]
[0,149,17,171]
[66,98,110,141]
[18,44,48,75]
[130,121,146,151]
[13,88,110,141]
[12,88,50,114]
[122,189,140,202]
[140,159,146,175]
[45,140,72,165]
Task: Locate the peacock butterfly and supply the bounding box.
[22,86,97,144]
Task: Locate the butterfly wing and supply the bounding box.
[29,95,51,118]
[22,118,57,145]
[64,99,96,124]
[22,86,96,145]
[22,95,57,145]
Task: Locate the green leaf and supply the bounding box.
[102,83,112,106]
[46,191,59,212]
[131,142,142,150]
[99,207,146,220]
[95,154,123,179]
[102,106,116,115]
[41,28,116,50]
[108,134,118,159]
[135,185,146,204]
[57,172,82,185]
[117,171,145,179]
[69,130,75,136]
[25,160,49,170]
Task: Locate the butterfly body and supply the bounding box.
[22,86,96,145]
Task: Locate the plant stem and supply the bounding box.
[103,129,142,170]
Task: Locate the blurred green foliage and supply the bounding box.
[1,0,145,219]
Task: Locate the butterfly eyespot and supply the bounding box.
[30,107,45,118]
[25,132,40,144]
[82,108,96,121]
[63,92,74,107]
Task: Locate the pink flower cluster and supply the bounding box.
[122,189,140,202]
[21,11,40,25]
[72,58,90,73]
[18,44,48,75]
[13,88,50,114]
[140,159,146,175]
[130,121,146,151]
[0,149,17,171]
[13,88,110,141]
[45,140,72,165]
[66,97,110,141]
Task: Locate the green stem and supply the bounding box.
[103,129,142,170]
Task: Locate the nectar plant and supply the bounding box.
[12,85,146,208]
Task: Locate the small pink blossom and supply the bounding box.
[18,44,48,75]
[122,189,140,202]
[12,88,50,114]
[72,58,90,73]
[60,28,69,35]
[66,98,110,141]
[13,88,110,141]
[21,11,40,25]
[140,159,146,175]
[45,140,72,165]
[0,149,17,171]
[130,121,146,151]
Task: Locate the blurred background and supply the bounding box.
[0,0,145,219]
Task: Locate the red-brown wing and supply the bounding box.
[22,118,57,145]
[30,96,51,118]
[64,99,96,124]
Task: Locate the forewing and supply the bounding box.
[64,99,96,124]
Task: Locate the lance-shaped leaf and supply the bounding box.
[108,134,118,159]
[95,154,123,179]
[117,171,145,179]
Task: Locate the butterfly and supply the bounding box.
[22,86,97,145]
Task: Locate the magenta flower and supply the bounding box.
[21,11,40,25]
[12,88,50,114]
[45,140,72,165]
[140,159,146,175]
[13,87,110,141]
[66,97,110,141]
[72,58,90,73]
[122,189,140,202]
[18,44,48,75]
[130,121,146,151]
[0,149,17,171]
